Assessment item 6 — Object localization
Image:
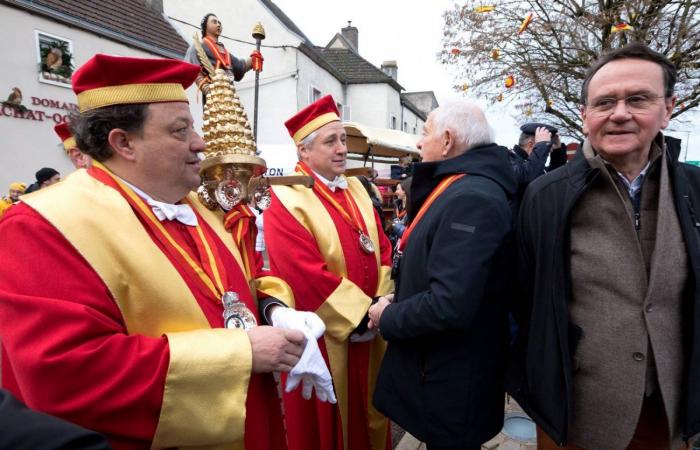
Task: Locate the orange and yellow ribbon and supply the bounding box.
[295,162,371,242]
[398,174,465,252]
[91,161,230,303]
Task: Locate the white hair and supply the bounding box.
[430,100,494,151]
[297,130,318,160]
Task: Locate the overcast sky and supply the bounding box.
[271,0,523,147]
[270,0,698,159]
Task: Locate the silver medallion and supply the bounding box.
[253,187,272,210]
[214,179,243,211]
[197,184,218,210]
[222,291,258,330]
[359,232,375,254]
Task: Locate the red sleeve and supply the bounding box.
[263,191,346,312]
[373,207,393,268]
[0,205,169,449]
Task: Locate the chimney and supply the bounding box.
[144,0,163,13]
[381,60,398,81]
[341,21,358,52]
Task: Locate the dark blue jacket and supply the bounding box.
[373,143,516,447]
[0,389,111,449]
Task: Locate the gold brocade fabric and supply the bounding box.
[24,170,253,449]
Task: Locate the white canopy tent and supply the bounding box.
[343,122,420,165]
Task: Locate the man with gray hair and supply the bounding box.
[369,100,516,449]
[265,95,394,450]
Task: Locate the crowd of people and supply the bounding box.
[0,30,697,450]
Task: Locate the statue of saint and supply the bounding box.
[185,13,261,99]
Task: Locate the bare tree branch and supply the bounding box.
[441,0,700,138]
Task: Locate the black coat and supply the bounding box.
[0,389,111,450]
[509,141,700,444]
[509,142,551,216]
[373,144,517,447]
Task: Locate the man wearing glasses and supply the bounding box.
[511,43,700,450]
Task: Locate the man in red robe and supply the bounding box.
[264,95,395,450]
[0,54,317,450]
[54,121,91,169]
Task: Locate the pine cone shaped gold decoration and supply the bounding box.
[202,69,259,158]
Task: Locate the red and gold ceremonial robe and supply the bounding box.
[265,167,394,450]
[0,167,293,450]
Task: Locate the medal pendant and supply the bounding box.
[253,187,272,210]
[222,291,257,330]
[358,232,375,254]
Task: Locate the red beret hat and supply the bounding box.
[72,54,200,112]
[285,95,340,144]
[54,122,76,153]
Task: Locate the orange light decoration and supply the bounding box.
[461,83,469,91]
[611,22,634,32]
[491,48,500,60]
[518,12,534,35]
[451,48,462,55]
[525,106,533,117]
[474,5,495,13]
[497,93,503,102]
[546,99,553,107]
[505,75,515,89]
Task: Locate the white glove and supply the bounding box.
[286,329,337,403]
[350,329,378,343]
[270,307,325,339]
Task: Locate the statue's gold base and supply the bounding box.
[200,154,267,177]
[199,154,267,207]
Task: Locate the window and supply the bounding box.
[403,121,408,132]
[35,30,75,88]
[309,86,322,104]
[391,115,397,130]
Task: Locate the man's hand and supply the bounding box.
[534,127,552,144]
[285,330,337,403]
[250,50,264,72]
[368,295,393,330]
[270,306,325,339]
[247,326,305,373]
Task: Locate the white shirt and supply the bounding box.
[121,179,198,226]
[312,170,348,192]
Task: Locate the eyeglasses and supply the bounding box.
[586,94,666,116]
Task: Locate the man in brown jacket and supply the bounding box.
[512,43,700,450]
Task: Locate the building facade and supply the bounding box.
[163,0,435,173]
[1,0,437,188]
[0,0,192,189]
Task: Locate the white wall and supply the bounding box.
[163,0,345,173]
[401,106,423,135]
[295,51,344,108]
[385,88,402,130]
[346,83,393,128]
[0,5,193,190]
